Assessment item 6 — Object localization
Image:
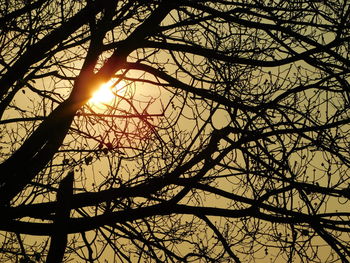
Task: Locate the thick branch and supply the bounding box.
[46,172,74,263]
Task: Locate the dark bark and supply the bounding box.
[46,171,74,263]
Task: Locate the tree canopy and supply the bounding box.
[1,0,350,262]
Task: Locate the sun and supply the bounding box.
[89,82,114,104]
[89,79,126,105]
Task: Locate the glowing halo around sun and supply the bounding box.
[89,79,126,105]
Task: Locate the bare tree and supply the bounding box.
[1,0,350,262]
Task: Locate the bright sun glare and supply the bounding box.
[89,80,125,105]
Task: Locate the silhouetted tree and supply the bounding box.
[1,0,350,262]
